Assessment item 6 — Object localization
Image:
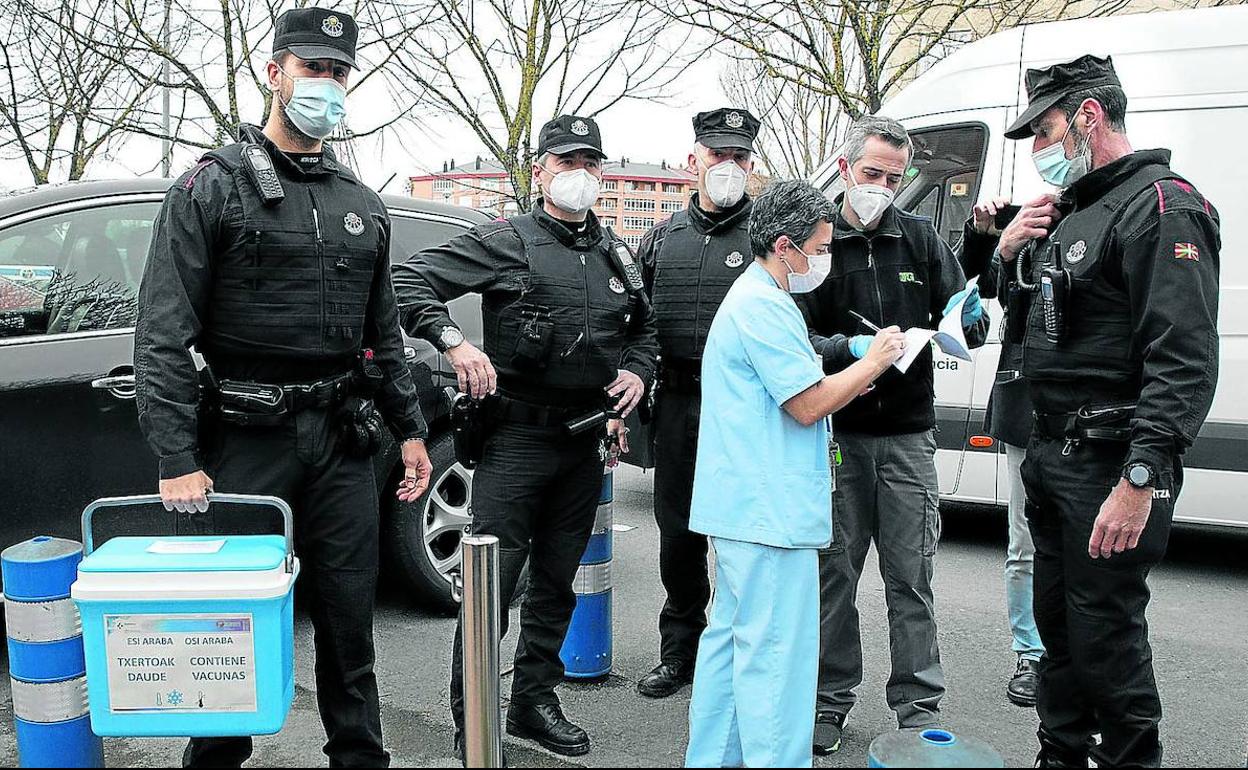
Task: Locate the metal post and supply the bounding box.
[160,0,172,177]
[460,535,502,768]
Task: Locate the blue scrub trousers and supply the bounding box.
[686,537,820,768]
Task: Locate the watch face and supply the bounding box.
[1129,465,1152,486]
[440,328,464,348]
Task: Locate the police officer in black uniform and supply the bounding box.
[635,107,760,699]
[999,55,1220,768]
[392,116,659,760]
[135,10,433,768]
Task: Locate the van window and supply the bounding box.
[0,201,158,339]
[821,124,988,248]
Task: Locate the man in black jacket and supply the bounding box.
[635,107,759,700]
[800,115,989,754]
[1001,54,1220,768]
[134,10,432,767]
[958,199,1047,708]
[392,116,659,762]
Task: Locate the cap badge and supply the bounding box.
[571,119,590,136]
[1066,240,1087,265]
[726,111,745,129]
[725,251,745,268]
[344,212,365,236]
[608,276,626,294]
[322,15,345,37]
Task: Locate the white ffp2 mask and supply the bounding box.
[704,160,748,208]
[546,168,600,214]
[846,166,896,227]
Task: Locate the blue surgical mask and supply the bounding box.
[278,68,347,140]
[1032,121,1091,188]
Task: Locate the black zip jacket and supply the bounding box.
[134,124,427,480]
[799,200,989,435]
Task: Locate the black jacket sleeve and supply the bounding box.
[956,218,1000,282]
[930,225,989,349]
[134,172,218,480]
[1120,184,1221,473]
[391,223,518,344]
[362,208,428,441]
[800,291,856,374]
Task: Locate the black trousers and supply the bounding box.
[182,408,387,768]
[1022,436,1181,768]
[449,421,605,732]
[651,389,711,666]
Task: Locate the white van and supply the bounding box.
[810,4,1248,529]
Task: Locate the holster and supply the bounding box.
[336,396,384,458]
[449,389,490,469]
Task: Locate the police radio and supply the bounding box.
[1040,264,1069,345]
[242,144,285,206]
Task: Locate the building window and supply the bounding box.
[481,179,498,191]
[602,179,618,192]
[622,216,654,231]
[433,178,452,193]
[599,198,617,210]
[663,183,685,194]
[627,181,654,193]
[661,200,685,213]
[623,234,643,249]
[600,216,616,228]
[625,198,656,212]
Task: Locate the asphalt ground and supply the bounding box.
[2,464,1247,767]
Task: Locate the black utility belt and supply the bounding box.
[491,394,616,434]
[213,372,353,427]
[1034,402,1136,443]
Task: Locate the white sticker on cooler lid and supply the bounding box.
[146,539,227,555]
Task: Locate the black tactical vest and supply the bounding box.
[650,207,752,361]
[1023,162,1183,399]
[198,143,380,363]
[484,213,636,395]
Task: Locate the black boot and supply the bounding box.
[505,703,590,757]
[1008,657,1040,707]
[636,660,694,699]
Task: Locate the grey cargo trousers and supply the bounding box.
[816,429,946,727]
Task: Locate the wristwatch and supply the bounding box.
[1123,462,1155,489]
[437,326,465,352]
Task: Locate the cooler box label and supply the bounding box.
[104,614,257,713]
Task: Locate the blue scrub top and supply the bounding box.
[689,262,833,550]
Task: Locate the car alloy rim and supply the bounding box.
[422,460,474,583]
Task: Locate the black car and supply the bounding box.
[0,179,490,612]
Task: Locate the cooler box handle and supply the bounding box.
[80,494,295,573]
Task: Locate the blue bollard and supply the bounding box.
[560,467,613,679]
[3,537,104,768]
[868,728,1003,768]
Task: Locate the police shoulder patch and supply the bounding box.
[1154,178,1212,216]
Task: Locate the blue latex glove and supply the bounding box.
[848,335,873,359]
[943,285,984,328]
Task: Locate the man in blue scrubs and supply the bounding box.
[685,180,905,768]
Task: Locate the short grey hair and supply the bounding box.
[749,180,836,259]
[843,115,912,166]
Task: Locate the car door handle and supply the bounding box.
[91,374,137,399]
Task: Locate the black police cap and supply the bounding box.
[273,8,359,70]
[537,115,605,158]
[1005,54,1121,140]
[694,108,760,151]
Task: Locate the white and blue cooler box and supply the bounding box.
[70,494,299,738]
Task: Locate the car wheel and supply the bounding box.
[385,431,526,614]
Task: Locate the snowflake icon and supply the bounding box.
[167,690,184,706]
